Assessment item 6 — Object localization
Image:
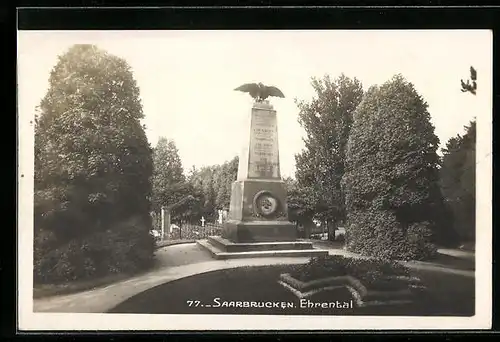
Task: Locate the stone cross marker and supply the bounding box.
[222,100,296,243]
[200,216,206,227]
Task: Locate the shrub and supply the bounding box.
[34,216,155,284]
[344,257,410,283]
[290,255,410,285]
[342,75,442,261]
[292,255,347,281]
[345,210,408,260]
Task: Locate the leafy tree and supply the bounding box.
[34,44,154,283]
[187,157,238,221]
[151,138,187,212]
[295,74,364,233]
[214,156,239,209]
[193,166,218,219]
[440,120,476,242]
[168,192,203,225]
[342,75,449,261]
[284,177,315,223]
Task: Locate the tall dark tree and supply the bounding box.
[295,74,364,233]
[34,44,154,282]
[342,75,447,261]
[440,120,476,242]
[151,137,187,212]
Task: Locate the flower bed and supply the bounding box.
[279,255,425,307]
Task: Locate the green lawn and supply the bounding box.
[108,265,474,316]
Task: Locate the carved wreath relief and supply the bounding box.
[252,190,285,220]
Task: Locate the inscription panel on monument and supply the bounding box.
[248,109,280,179]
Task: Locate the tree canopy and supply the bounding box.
[187,156,239,221]
[342,74,447,260]
[440,120,476,242]
[294,74,364,227]
[284,177,316,223]
[151,137,187,212]
[34,44,154,283]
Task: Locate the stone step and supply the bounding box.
[207,235,315,253]
[197,239,329,260]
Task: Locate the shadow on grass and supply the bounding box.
[108,264,474,316]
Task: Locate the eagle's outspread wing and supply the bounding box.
[264,85,285,98]
[235,83,259,95]
[235,83,284,101]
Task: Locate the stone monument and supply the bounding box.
[222,100,296,242]
[197,83,328,259]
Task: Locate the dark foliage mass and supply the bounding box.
[187,157,239,222]
[289,255,411,290]
[342,75,455,261]
[440,120,476,243]
[34,44,154,283]
[294,74,364,229]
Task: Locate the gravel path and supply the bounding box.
[154,243,213,268]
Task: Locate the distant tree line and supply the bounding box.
[150,137,238,224]
[187,157,239,222]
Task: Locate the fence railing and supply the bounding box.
[167,223,223,240]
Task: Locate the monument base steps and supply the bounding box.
[222,219,297,243]
[197,236,329,260]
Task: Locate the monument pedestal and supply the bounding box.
[222,178,296,243]
[198,100,327,259]
[223,220,296,243]
[197,236,328,259]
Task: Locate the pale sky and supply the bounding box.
[17,30,492,178]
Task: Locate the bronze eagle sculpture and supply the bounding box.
[234,82,285,102]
